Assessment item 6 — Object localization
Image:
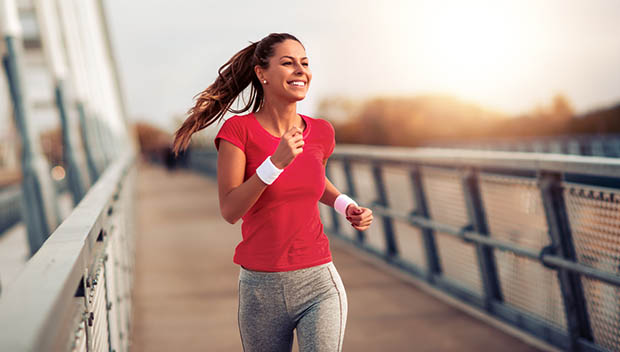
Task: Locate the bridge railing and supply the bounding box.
[188,145,620,352]
[425,134,620,157]
[325,146,620,352]
[0,153,136,352]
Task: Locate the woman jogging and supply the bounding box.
[172,33,373,352]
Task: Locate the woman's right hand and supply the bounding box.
[270,126,304,169]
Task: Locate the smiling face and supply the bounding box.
[255,39,312,104]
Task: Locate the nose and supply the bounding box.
[294,62,305,75]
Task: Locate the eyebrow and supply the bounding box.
[280,56,308,60]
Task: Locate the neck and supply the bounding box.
[256,99,302,136]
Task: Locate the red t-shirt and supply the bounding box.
[214,112,335,271]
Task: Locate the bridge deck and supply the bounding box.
[130,163,546,352]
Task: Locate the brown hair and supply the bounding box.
[172,33,303,155]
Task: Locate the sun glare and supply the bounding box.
[403,0,549,111]
[424,3,530,89]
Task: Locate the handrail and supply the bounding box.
[0,152,135,351]
[333,145,620,178]
[424,134,620,157]
[326,145,620,352]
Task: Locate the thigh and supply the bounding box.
[295,264,348,352]
[238,279,294,352]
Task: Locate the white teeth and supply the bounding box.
[290,81,305,86]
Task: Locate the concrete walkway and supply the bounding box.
[130,163,546,352]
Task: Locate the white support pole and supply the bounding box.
[35,0,89,203]
[57,0,104,180]
[1,0,60,255]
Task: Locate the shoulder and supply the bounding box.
[221,113,252,126]
[216,113,253,133]
[303,114,334,134]
[214,114,252,151]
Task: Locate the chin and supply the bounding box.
[279,87,309,103]
[287,93,307,103]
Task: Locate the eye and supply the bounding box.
[302,62,309,67]
[282,62,292,66]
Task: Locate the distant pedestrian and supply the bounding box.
[164,146,176,171]
[172,33,373,351]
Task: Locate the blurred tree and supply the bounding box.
[550,94,574,121]
[316,97,359,124]
[569,103,620,134]
[134,121,171,157]
[318,93,620,146]
[320,94,506,146]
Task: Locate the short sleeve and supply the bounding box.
[214,117,246,152]
[324,119,335,158]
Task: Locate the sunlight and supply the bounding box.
[425,2,533,96]
[406,0,549,110]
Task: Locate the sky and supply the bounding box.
[104,0,620,134]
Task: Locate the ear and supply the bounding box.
[254,65,265,82]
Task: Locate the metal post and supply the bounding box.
[79,0,120,168]
[77,102,101,182]
[1,0,59,255]
[539,171,592,351]
[35,0,88,204]
[54,81,86,203]
[95,0,136,156]
[57,1,109,176]
[462,168,503,309]
[88,113,109,172]
[94,116,109,165]
[371,162,398,258]
[56,0,102,182]
[93,114,112,168]
[325,161,341,234]
[409,165,441,280]
[103,119,120,160]
[342,159,365,243]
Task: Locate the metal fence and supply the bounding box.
[0,153,136,352]
[426,134,620,158]
[0,178,71,236]
[0,186,21,234]
[189,145,620,352]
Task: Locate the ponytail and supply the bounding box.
[172,41,261,155]
[172,33,302,155]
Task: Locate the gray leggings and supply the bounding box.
[238,262,348,352]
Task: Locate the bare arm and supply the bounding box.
[216,139,268,224]
[319,158,341,207]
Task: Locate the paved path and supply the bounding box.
[130,163,547,352]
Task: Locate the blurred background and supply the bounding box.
[103,0,620,150]
[4,0,619,172]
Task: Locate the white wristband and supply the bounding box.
[256,156,284,185]
[334,194,358,216]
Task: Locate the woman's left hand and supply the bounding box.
[345,205,373,231]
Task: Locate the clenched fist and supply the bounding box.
[345,204,373,231]
[270,126,304,169]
